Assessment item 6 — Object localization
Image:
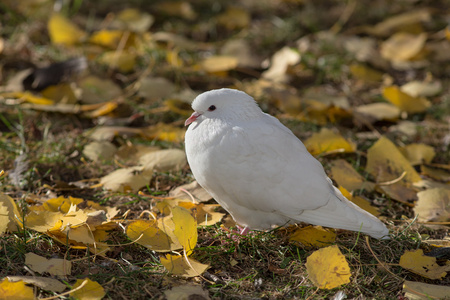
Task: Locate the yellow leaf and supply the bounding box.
[169,181,212,203]
[399,249,450,279]
[366,136,421,183]
[0,278,34,299]
[165,99,193,117]
[216,7,250,30]
[382,86,430,114]
[144,123,186,143]
[25,253,71,276]
[160,254,209,277]
[305,245,351,289]
[0,203,8,235]
[100,166,153,192]
[403,280,450,300]
[172,206,197,256]
[48,13,86,45]
[400,143,436,166]
[0,192,22,232]
[6,276,66,293]
[3,91,54,105]
[380,32,427,62]
[89,30,127,49]
[126,219,174,252]
[99,51,137,73]
[349,64,383,82]
[41,84,78,104]
[71,278,105,300]
[196,204,225,227]
[421,164,450,182]
[330,159,375,192]
[43,196,84,213]
[138,149,187,172]
[200,56,239,73]
[304,128,356,156]
[414,188,450,222]
[154,2,197,20]
[350,195,381,217]
[289,226,336,248]
[85,101,119,118]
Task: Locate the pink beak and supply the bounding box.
[185,112,201,126]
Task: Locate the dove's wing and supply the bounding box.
[190,113,334,224]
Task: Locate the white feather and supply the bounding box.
[185,88,389,239]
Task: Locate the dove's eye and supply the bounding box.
[208,105,216,111]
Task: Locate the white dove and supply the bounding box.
[184,88,389,239]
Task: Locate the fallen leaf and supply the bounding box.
[79,76,122,104]
[354,102,400,122]
[0,278,34,299]
[349,64,384,82]
[48,13,86,45]
[115,144,160,163]
[41,84,78,104]
[196,204,225,226]
[143,123,186,143]
[366,136,421,183]
[399,249,450,279]
[154,2,197,20]
[82,141,117,161]
[0,193,22,232]
[403,280,450,300]
[164,284,211,300]
[382,86,430,114]
[87,126,143,141]
[114,8,154,32]
[262,46,301,83]
[400,143,435,166]
[172,206,197,256]
[414,188,450,222]
[306,245,351,289]
[99,51,137,73]
[216,7,250,30]
[6,276,66,293]
[71,278,105,300]
[160,254,209,277]
[25,253,72,276]
[138,149,187,172]
[289,226,336,248]
[365,9,431,37]
[126,219,175,252]
[100,166,153,192]
[401,80,442,97]
[330,159,375,192]
[380,32,427,62]
[138,77,176,101]
[0,203,8,235]
[304,128,356,156]
[421,164,450,182]
[169,181,212,203]
[2,91,54,105]
[200,55,239,73]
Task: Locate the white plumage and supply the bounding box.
[184,88,389,239]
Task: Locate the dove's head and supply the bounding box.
[185,88,262,126]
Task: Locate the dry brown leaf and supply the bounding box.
[154,2,197,20]
[306,245,351,289]
[79,76,122,104]
[399,249,450,279]
[169,181,212,203]
[354,102,400,122]
[216,7,250,30]
[421,164,450,182]
[366,9,431,36]
[114,8,154,32]
[115,144,160,163]
[82,141,117,161]
[330,159,375,192]
[164,285,211,300]
[414,188,450,222]
[139,149,187,172]
[100,166,153,192]
[87,126,143,141]
[304,128,356,156]
[200,55,239,73]
[400,143,436,166]
[289,226,336,248]
[25,253,71,276]
[262,46,301,83]
[403,280,450,300]
[380,32,427,62]
[138,77,176,101]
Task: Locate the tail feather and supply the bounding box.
[288,187,390,239]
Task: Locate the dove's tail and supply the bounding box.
[290,186,390,239]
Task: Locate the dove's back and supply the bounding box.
[185,89,389,239]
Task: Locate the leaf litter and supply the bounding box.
[0,0,449,299]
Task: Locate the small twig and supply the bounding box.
[365,236,403,281]
[180,187,198,204]
[377,171,407,186]
[40,279,88,300]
